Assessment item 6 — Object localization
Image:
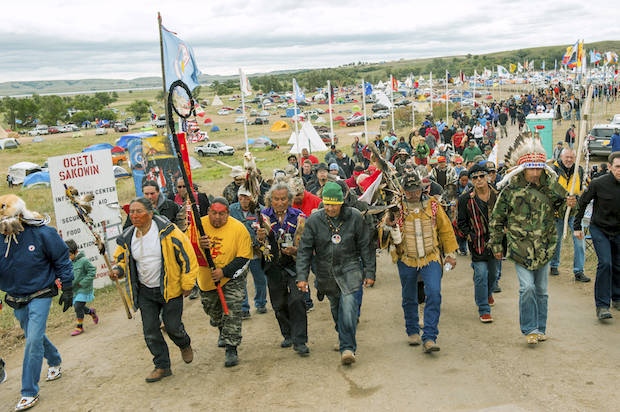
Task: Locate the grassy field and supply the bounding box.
[1,85,618,345]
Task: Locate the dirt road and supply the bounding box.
[1,250,619,412]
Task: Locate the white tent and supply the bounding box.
[374,90,393,108]
[8,161,41,185]
[289,121,328,153]
[287,131,298,145]
[211,95,223,106]
[377,80,385,89]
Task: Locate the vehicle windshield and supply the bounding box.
[590,128,614,138]
[213,142,223,147]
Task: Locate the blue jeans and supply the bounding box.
[242,258,268,311]
[13,297,62,397]
[327,292,359,353]
[515,262,550,335]
[458,237,468,254]
[397,260,442,342]
[550,217,585,273]
[589,224,620,308]
[354,284,363,317]
[472,259,499,315]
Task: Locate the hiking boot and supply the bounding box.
[224,345,238,367]
[180,345,194,364]
[341,350,356,365]
[597,307,613,320]
[574,272,591,283]
[408,334,422,346]
[613,301,620,311]
[242,311,251,320]
[281,338,293,348]
[256,306,267,314]
[488,296,495,306]
[145,368,172,383]
[479,314,493,323]
[550,267,559,276]
[189,286,199,300]
[294,343,310,356]
[423,340,440,353]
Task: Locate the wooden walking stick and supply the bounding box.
[562,85,593,239]
[64,185,133,319]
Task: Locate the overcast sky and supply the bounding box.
[1,0,618,82]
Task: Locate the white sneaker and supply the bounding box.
[15,395,39,411]
[46,365,61,381]
[341,350,356,365]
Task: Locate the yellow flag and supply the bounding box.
[509,63,516,73]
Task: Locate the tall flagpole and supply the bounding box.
[390,75,395,132]
[327,80,334,146]
[157,12,172,139]
[362,79,368,144]
[293,78,301,162]
[472,70,477,108]
[445,70,449,125]
[239,69,249,152]
[430,71,433,114]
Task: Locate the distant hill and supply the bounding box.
[1,40,618,96]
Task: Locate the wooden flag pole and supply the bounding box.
[157,12,172,139]
[328,80,334,146]
[239,68,249,153]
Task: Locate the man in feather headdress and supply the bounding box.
[489,135,577,345]
[0,194,74,411]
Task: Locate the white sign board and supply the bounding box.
[48,150,123,288]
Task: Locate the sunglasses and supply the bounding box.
[471,174,487,180]
[455,162,462,165]
[177,185,185,188]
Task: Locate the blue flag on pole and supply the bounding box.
[292,78,305,102]
[161,26,201,91]
[364,82,373,95]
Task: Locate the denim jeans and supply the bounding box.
[458,237,468,254]
[242,258,268,311]
[472,259,499,315]
[397,260,442,342]
[515,262,550,335]
[13,297,62,397]
[589,224,620,308]
[327,292,359,353]
[354,283,364,317]
[550,217,585,273]
[138,285,190,370]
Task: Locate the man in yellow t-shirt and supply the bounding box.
[198,197,253,368]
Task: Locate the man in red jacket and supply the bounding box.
[290,177,321,216]
[301,148,319,164]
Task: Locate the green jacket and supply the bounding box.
[71,251,96,295]
[489,171,567,270]
[462,146,482,162]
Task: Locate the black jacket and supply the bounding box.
[296,207,375,296]
[457,187,501,262]
[574,173,620,236]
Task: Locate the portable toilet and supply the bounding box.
[525,113,554,159]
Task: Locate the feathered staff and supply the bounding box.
[64,185,133,319]
[242,152,273,261]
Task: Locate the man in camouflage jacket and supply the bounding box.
[489,168,576,345]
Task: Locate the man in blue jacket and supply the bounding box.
[0,195,74,411]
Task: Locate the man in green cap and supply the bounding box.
[296,182,376,365]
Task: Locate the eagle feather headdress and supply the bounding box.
[497,131,556,189]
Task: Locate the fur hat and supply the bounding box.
[0,194,50,257]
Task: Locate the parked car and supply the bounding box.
[251,117,269,125]
[611,114,620,125]
[217,109,231,115]
[587,124,614,157]
[95,127,107,135]
[125,117,136,125]
[114,122,129,132]
[194,141,235,156]
[154,119,167,128]
[372,104,389,112]
[47,126,60,134]
[234,116,246,123]
[373,110,389,119]
[346,116,365,127]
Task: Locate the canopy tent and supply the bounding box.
[248,137,275,149]
[0,138,18,149]
[211,95,223,106]
[22,171,50,189]
[203,118,213,124]
[210,125,220,132]
[289,121,328,153]
[113,165,130,179]
[83,143,114,152]
[270,120,290,132]
[8,161,41,185]
[115,131,158,149]
[334,116,345,121]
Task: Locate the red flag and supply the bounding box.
[392,76,398,91]
[460,71,464,82]
[330,84,334,104]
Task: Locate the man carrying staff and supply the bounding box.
[381,171,458,353]
[197,198,253,367]
[296,182,375,365]
[256,183,310,356]
[0,195,73,411]
[489,137,576,345]
[457,164,501,323]
[112,198,198,383]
